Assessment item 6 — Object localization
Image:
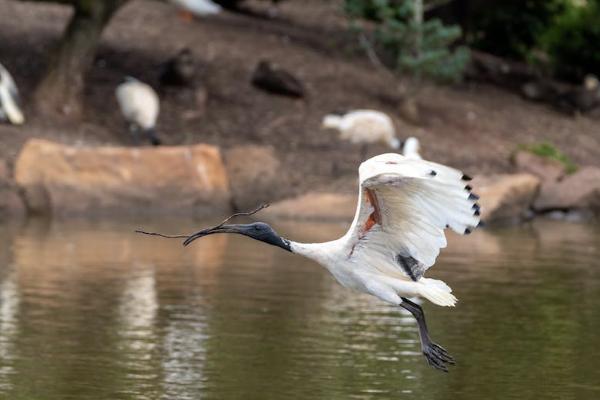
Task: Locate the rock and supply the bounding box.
[262,192,356,221]
[534,167,600,213]
[512,151,566,182]
[0,189,26,221]
[14,139,230,217]
[251,60,304,98]
[471,174,540,224]
[223,145,281,211]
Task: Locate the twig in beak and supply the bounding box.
[135,203,270,242]
[133,231,190,239]
[208,203,270,231]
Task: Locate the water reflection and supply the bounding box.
[0,268,19,392]
[0,218,597,399]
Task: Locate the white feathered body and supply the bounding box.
[291,153,480,307]
[0,63,25,125]
[170,0,222,16]
[116,78,159,130]
[323,110,400,149]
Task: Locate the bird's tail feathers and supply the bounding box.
[418,278,456,307]
[145,128,162,146]
[2,96,25,125]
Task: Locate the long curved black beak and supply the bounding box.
[183,224,246,247]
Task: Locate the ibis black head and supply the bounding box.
[183,222,291,252]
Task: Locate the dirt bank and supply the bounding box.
[0,0,599,202]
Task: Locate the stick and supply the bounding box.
[134,203,270,240]
[208,203,270,231]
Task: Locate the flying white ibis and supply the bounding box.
[401,136,421,159]
[0,62,25,125]
[322,110,400,159]
[157,153,481,372]
[116,77,161,146]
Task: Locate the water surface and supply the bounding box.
[0,218,598,400]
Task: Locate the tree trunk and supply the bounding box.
[33,0,127,119]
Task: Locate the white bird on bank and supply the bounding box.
[322,110,400,159]
[0,62,25,125]
[401,136,422,159]
[170,0,222,18]
[116,77,161,146]
[176,153,481,371]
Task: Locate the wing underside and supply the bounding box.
[348,154,480,280]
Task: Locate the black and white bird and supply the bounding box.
[322,110,400,159]
[0,62,25,125]
[115,77,161,146]
[401,136,421,159]
[180,153,481,371]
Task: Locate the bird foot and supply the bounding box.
[422,341,455,372]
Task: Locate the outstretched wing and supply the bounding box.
[346,153,480,281]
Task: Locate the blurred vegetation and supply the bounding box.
[519,142,578,173]
[345,0,469,83]
[466,0,568,61]
[541,0,600,81]
[463,0,600,82]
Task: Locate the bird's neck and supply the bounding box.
[289,240,342,265]
[323,115,343,130]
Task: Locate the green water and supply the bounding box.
[0,218,598,400]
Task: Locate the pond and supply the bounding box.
[0,218,599,400]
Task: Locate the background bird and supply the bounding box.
[0,62,25,125]
[179,152,481,372]
[251,60,304,98]
[322,110,400,159]
[115,77,161,146]
[170,0,222,20]
[159,48,197,88]
[401,136,421,159]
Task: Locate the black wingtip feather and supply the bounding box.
[430,170,437,176]
[462,174,473,181]
[472,203,480,211]
[465,185,472,191]
[468,193,480,201]
[477,221,486,228]
[474,209,480,216]
[464,228,472,235]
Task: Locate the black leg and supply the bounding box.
[129,124,140,146]
[400,297,455,372]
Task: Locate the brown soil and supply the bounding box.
[1,0,599,200]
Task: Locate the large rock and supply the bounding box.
[224,145,281,210]
[534,167,600,213]
[471,174,540,224]
[512,151,566,182]
[262,192,356,221]
[15,139,230,217]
